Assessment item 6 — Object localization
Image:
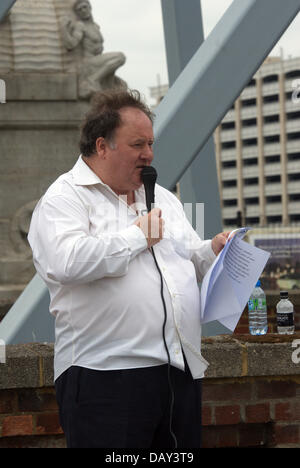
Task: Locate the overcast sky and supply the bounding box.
[89,0,300,105]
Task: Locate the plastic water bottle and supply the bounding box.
[248,280,268,335]
[276,291,295,335]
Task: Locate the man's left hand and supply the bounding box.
[211,231,231,256]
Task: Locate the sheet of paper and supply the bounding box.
[200,227,271,332]
[200,227,249,322]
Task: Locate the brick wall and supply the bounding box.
[0,344,65,448]
[202,334,300,447]
[0,335,299,448]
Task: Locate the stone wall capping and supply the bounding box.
[0,343,54,390]
[202,333,300,379]
[1,334,299,390]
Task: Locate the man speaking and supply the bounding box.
[28,89,228,448]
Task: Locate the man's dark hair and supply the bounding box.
[79,89,155,157]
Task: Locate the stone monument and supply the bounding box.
[61,0,126,98]
[0,0,127,313]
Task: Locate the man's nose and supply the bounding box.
[141,146,153,161]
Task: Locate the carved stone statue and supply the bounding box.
[61,0,127,98]
[0,0,129,303]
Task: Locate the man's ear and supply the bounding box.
[95,137,109,159]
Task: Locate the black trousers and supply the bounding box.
[55,362,202,448]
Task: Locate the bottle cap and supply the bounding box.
[255,280,261,287]
[280,291,288,298]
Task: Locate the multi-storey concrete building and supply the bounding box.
[150,56,300,230]
[215,56,300,229]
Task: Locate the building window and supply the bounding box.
[287,132,300,141]
[264,135,280,144]
[289,193,300,201]
[242,98,256,107]
[223,179,237,188]
[288,173,300,181]
[263,94,279,103]
[290,214,300,223]
[288,152,300,161]
[263,74,278,83]
[265,155,280,163]
[245,216,260,225]
[222,141,236,149]
[286,111,300,120]
[285,70,300,79]
[222,160,236,168]
[264,114,279,124]
[223,218,238,226]
[267,215,282,224]
[243,157,258,166]
[223,199,238,207]
[244,197,259,205]
[243,138,257,147]
[266,195,281,203]
[242,118,257,127]
[244,177,258,185]
[221,121,235,130]
[265,175,281,183]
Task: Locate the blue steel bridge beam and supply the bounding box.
[160,0,222,240]
[0,0,16,21]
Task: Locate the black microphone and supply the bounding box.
[141,166,157,213]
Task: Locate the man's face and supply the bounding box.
[75,1,92,20]
[103,107,154,195]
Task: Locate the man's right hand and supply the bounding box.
[134,208,164,248]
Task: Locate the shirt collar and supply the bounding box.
[71,155,107,186]
[71,155,147,206]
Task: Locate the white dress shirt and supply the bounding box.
[28,156,216,381]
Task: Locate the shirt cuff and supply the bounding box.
[119,224,148,259]
[207,239,218,262]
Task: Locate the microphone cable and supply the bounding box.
[150,245,178,449]
[141,165,177,448]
